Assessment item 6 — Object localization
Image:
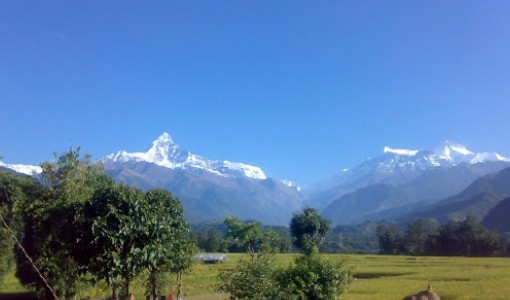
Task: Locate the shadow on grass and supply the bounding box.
[354,271,415,279]
[0,292,38,300]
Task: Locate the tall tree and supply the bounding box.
[0,171,37,284]
[77,184,147,299]
[289,207,331,255]
[274,207,350,300]
[143,189,192,300]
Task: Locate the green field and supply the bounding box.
[2,254,510,300]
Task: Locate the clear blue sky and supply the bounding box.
[1,1,510,185]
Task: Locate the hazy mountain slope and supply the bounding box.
[482,197,510,233]
[321,184,411,225]
[321,162,510,225]
[396,167,510,225]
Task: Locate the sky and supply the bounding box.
[1,1,510,185]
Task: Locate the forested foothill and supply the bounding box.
[0,149,192,300]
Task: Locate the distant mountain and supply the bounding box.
[102,133,303,225]
[104,132,269,180]
[482,197,510,233]
[0,160,41,176]
[309,141,510,210]
[396,167,510,225]
[321,161,510,225]
[315,141,510,226]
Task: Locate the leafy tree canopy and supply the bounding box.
[289,207,331,255]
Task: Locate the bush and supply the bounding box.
[217,255,276,300]
[273,254,351,300]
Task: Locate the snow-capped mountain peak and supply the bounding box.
[103,133,267,180]
[0,160,42,175]
[439,140,474,161]
[146,132,174,162]
[381,140,508,167]
[330,140,510,190]
[103,132,189,168]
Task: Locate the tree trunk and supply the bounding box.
[111,287,119,300]
[148,271,158,300]
[122,278,130,300]
[176,271,183,299]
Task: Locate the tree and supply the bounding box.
[457,216,503,256]
[440,216,502,256]
[142,189,193,300]
[273,207,350,300]
[15,149,111,300]
[199,228,228,252]
[376,223,403,255]
[0,171,38,284]
[218,217,280,300]
[77,186,194,300]
[289,207,331,255]
[224,216,264,253]
[219,211,350,300]
[401,219,439,255]
[269,226,292,253]
[76,184,148,299]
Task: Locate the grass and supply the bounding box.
[2,254,510,299]
[340,255,510,300]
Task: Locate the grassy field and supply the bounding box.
[2,254,510,299]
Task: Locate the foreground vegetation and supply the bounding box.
[0,150,192,300]
[2,254,510,299]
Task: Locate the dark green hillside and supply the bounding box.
[483,197,510,233]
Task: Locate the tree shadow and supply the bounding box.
[0,292,38,300]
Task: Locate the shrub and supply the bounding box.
[273,254,351,300]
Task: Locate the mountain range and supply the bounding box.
[2,134,510,228]
[313,142,510,225]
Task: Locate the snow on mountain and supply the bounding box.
[383,146,419,156]
[380,141,508,169]
[280,179,302,191]
[470,152,510,164]
[103,132,267,180]
[329,140,509,189]
[0,161,42,175]
[222,161,267,179]
[438,140,474,162]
